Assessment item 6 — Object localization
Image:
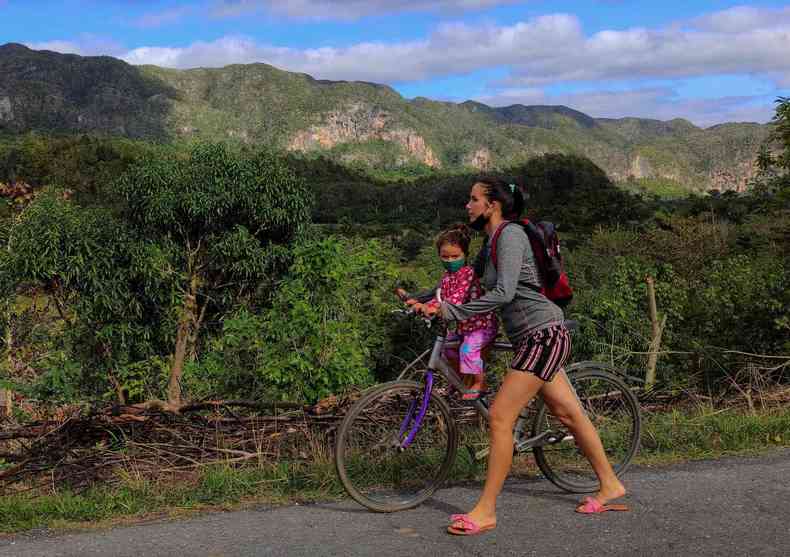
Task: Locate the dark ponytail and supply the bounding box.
[473,176,524,220]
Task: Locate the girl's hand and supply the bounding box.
[405,298,418,306]
[421,305,439,317]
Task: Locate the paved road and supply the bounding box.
[2,450,789,556]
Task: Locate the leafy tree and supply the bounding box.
[754,97,790,203]
[0,192,173,401]
[190,236,397,402]
[508,153,650,228]
[115,142,312,405]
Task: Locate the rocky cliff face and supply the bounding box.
[465,147,492,171]
[287,103,440,167]
[709,159,760,192]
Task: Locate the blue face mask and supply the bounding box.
[443,258,465,273]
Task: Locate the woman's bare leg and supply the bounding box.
[453,369,544,528]
[540,371,625,504]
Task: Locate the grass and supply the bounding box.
[0,461,344,534]
[635,406,790,463]
[1,405,789,534]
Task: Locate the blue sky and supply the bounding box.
[1,0,788,126]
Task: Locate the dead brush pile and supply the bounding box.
[0,390,482,496]
[0,396,356,495]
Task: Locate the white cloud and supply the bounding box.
[119,14,583,83]
[475,87,775,127]
[114,7,790,90]
[500,8,790,87]
[211,0,519,20]
[134,6,192,28]
[25,40,83,55]
[24,5,789,124]
[25,35,125,57]
[691,5,790,33]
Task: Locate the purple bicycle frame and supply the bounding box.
[398,370,434,449]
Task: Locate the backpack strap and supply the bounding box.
[487,220,514,269]
[488,219,544,294]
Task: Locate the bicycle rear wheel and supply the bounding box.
[334,380,458,512]
[531,366,641,493]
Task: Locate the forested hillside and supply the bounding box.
[0,43,769,192]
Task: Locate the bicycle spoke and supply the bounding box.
[335,381,457,512]
[531,368,641,493]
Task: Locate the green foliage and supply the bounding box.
[2,143,315,403]
[117,142,311,246]
[620,177,700,199]
[0,44,769,190]
[1,192,176,399]
[568,248,687,365]
[0,133,158,203]
[0,114,786,405]
[753,97,790,203]
[695,255,789,354]
[510,153,651,229]
[190,236,398,403]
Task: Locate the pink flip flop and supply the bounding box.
[575,496,629,514]
[447,514,496,536]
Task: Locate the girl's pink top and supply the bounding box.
[426,266,498,335]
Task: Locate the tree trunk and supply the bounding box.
[168,273,199,406]
[4,315,13,375]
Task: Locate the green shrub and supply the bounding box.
[190,236,398,402]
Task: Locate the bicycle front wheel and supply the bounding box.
[334,380,458,512]
[531,366,641,493]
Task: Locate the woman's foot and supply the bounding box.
[448,509,496,534]
[595,479,626,505]
[576,480,627,512]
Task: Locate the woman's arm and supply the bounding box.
[441,226,526,321]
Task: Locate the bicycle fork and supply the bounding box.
[397,371,434,450]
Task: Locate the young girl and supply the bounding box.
[397,224,498,400]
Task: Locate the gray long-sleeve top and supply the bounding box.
[441,223,564,346]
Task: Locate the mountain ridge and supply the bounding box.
[0,43,769,191]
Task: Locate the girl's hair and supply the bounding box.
[435,223,472,257]
[473,176,525,220]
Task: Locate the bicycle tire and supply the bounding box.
[334,380,458,512]
[530,366,641,493]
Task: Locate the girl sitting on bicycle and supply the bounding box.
[419,178,627,534]
[396,224,498,400]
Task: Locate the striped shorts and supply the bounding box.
[510,324,572,382]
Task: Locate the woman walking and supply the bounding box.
[420,177,627,535]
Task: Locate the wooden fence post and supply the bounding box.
[645,276,667,388]
[0,389,11,417]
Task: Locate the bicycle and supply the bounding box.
[334,293,642,513]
